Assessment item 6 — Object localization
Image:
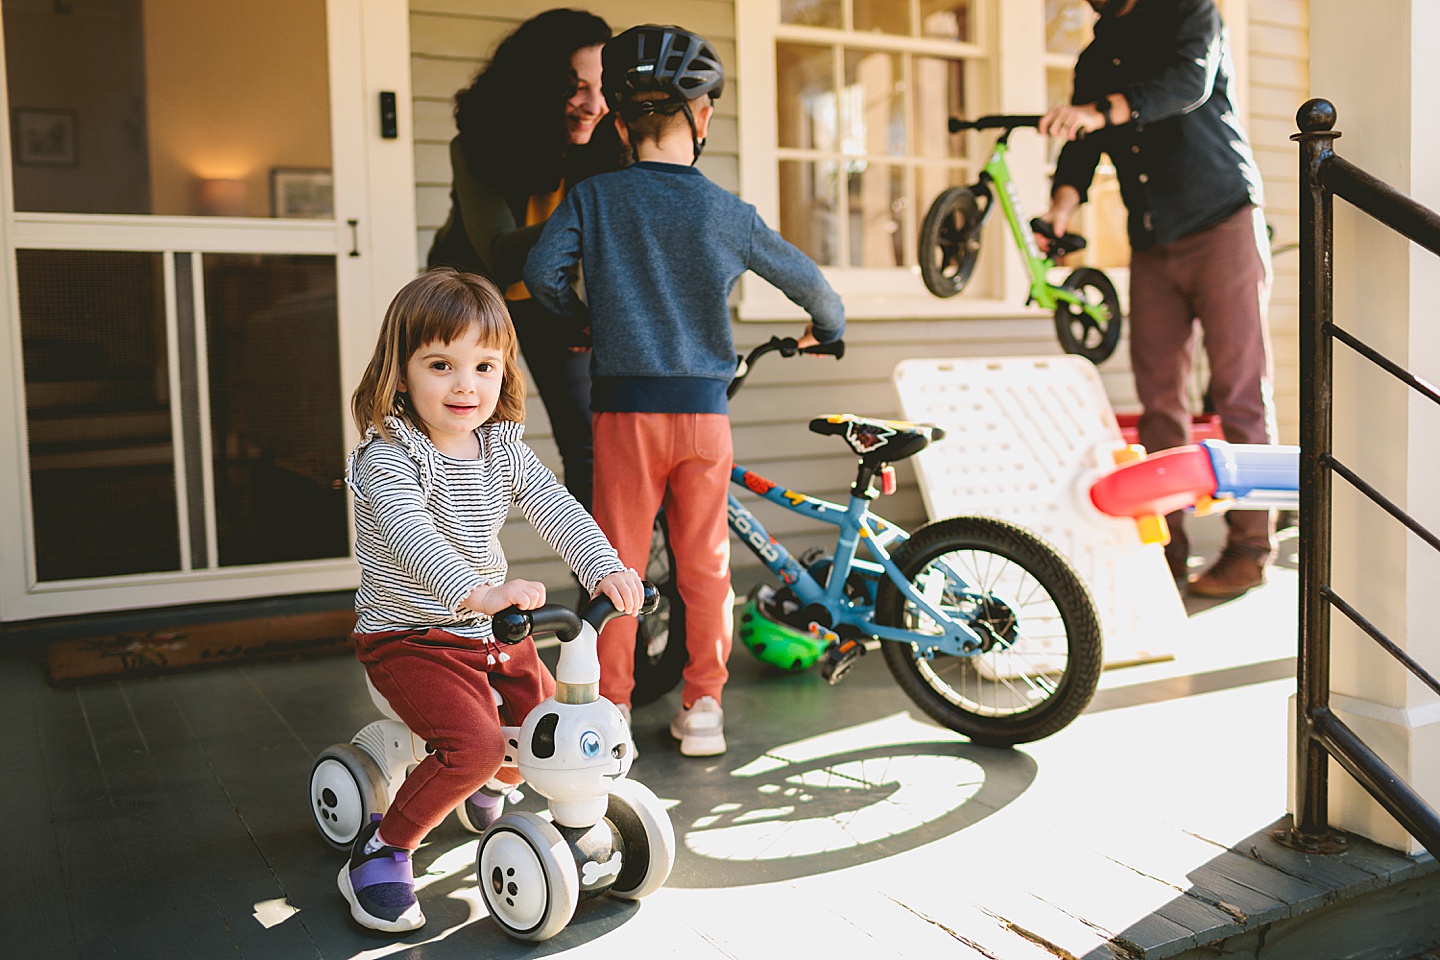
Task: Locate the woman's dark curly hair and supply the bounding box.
[455,9,621,197]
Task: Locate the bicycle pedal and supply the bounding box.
[818,636,866,686]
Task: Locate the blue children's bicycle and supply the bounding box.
[645,336,1104,747]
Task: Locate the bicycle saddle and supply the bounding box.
[809,414,945,464]
[1029,217,1088,258]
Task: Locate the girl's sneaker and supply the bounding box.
[338,815,425,933]
[456,780,513,834]
[669,696,725,756]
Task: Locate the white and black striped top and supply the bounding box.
[346,416,624,638]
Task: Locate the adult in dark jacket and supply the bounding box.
[427,8,625,510]
[1036,0,1275,599]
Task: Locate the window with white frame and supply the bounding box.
[737,0,1132,319]
[739,1,986,306]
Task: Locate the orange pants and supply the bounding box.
[592,411,733,708]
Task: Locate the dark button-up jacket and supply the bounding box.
[1052,0,1263,251]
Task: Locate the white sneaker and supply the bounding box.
[669,696,726,756]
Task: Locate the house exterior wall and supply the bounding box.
[407,0,1309,587]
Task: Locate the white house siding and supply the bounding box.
[1246,0,1308,448]
[407,1,1307,587]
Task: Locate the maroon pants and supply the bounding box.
[354,629,555,850]
[1128,203,1276,561]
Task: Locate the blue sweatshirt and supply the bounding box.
[523,161,845,414]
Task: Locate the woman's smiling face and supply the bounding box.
[565,43,607,145]
[399,326,505,458]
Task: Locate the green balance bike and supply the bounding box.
[920,114,1122,364]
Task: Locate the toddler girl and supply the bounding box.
[340,267,642,932]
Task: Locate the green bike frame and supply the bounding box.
[977,132,1106,325]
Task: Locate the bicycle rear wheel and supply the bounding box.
[1053,267,1122,364]
[877,516,1102,747]
[919,186,983,298]
[631,513,688,706]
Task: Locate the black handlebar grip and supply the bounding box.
[639,581,661,617]
[492,608,534,645]
[803,339,846,359]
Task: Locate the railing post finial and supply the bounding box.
[1297,99,1337,135]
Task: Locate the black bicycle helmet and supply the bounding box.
[603,24,724,163]
[603,24,724,111]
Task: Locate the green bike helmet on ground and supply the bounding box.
[738,585,827,672]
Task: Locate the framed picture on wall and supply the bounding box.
[14,109,77,166]
[270,167,333,219]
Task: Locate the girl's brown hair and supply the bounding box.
[351,268,526,439]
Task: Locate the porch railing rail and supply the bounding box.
[1286,99,1440,857]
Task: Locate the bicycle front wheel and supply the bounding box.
[877,517,1102,747]
[1053,267,1122,364]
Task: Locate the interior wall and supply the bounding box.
[3,0,151,214]
[142,0,331,217]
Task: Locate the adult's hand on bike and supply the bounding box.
[1032,185,1081,256]
[1038,101,1105,142]
[796,324,820,351]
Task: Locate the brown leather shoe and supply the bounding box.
[1187,547,1266,599]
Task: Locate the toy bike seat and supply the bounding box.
[809,414,945,465]
[1029,217,1088,258]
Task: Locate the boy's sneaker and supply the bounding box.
[338,815,425,933]
[669,696,725,756]
[455,780,512,835]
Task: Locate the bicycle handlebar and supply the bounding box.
[948,114,1043,134]
[492,581,661,644]
[727,336,845,399]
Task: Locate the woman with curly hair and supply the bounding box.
[427,8,623,511]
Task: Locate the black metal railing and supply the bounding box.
[1285,99,1440,857]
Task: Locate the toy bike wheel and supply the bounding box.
[1054,267,1122,364]
[605,779,676,900]
[919,186,983,298]
[309,743,387,850]
[478,812,580,942]
[631,513,688,707]
[877,517,1103,747]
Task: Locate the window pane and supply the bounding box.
[4,0,331,217]
[779,159,841,266]
[18,250,179,581]
[847,163,906,267]
[913,57,967,159]
[853,0,908,35]
[1046,0,1094,55]
[843,49,905,159]
[919,0,972,42]
[781,0,841,28]
[777,43,838,152]
[203,254,348,566]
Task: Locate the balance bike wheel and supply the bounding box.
[605,779,676,900]
[478,812,580,941]
[1053,267,1122,364]
[919,186,983,298]
[309,743,387,850]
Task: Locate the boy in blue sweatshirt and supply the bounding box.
[524,24,844,756]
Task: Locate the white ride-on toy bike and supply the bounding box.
[308,584,675,941]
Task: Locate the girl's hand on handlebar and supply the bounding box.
[464,579,547,616]
[594,567,645,616]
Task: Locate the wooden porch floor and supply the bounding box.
[3,516,1437,960]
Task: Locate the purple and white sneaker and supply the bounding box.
[338,815,425,933]
[455,781,514,834]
